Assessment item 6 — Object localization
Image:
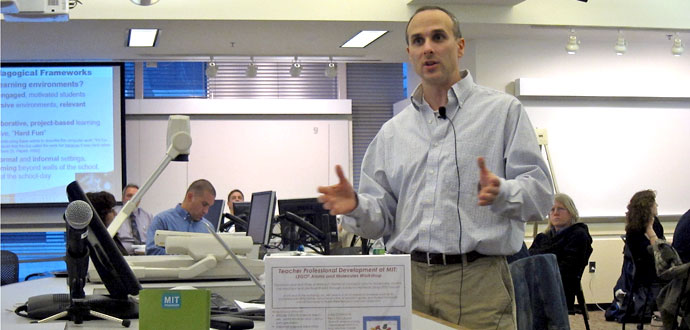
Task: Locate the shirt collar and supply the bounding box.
[174,204,192,221]
[410,69,473,112]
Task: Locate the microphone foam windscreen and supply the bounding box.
[65,200,93,230]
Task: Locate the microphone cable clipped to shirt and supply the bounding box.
[438,105,466,325]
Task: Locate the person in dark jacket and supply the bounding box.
[529,193,593,312]
[672,209,690,264]
[625,189,665,287]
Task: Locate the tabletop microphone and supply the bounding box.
[64,200,93,259]
[64,200,93,300]
[438,106,447,119]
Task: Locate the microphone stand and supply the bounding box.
[219,213,248,232]
[33,226,132,327]
[203,222,265,294]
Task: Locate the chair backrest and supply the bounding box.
[578,244,594,279]
[1,250,19,285]
[509,253,570,330]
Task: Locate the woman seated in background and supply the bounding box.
[529,193,593,312]
[625,189,665,292]
[86,191,129,255]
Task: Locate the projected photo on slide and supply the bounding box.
[0,63,124,205]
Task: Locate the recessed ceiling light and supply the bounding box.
[128,28,159,47]
[341,30,388,48]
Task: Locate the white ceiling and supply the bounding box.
[1,0,689,63]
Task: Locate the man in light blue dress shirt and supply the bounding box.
[145,179,217,255]
[318,6,553,329]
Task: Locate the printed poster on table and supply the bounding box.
[265,255,411,330]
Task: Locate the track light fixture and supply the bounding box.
[565,29,579,55]
[246,57,258,78]
[131,0,160,5]
[614,30,627,55]
[671,33,684,56]
[325,57,337,78]
[206,57,218,78]
[290,57,302,77]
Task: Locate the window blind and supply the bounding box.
[347,63,405,190]
[207,62,337,99]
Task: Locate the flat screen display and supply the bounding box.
[1,63,125,206]
[246,191,276,246]
[205,199,225,232]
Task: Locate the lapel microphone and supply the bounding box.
[438,106,447,119]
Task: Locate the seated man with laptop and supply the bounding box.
[145,179,217,255]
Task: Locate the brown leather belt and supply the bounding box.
[410,250,486,265]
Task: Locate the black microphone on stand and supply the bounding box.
[64,200,93,301]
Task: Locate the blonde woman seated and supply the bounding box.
[529,193,593,312]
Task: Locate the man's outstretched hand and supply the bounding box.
[317,165,357,215]
[477,157,500,206]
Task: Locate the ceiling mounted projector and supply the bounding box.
[1,0,69,22]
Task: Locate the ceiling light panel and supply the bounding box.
[341,30,388,48]
[128,28,159,47]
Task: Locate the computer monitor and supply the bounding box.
[246,191,276,246]
[233,202,251,231]
[205,199,225,232]
[278,198,338,243]
[66,181,141,299]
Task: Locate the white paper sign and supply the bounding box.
[265,255,412,330]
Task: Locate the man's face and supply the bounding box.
[186,190,215,221]
[229,192,244,203]
[123,187,138,204]
[227,191,244,212]
[406,9,464,88]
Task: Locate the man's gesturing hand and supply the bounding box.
[477,157,500,206]
[317,165,357,215]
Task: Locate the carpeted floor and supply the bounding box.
[568,310,663,330]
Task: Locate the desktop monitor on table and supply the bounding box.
[232,202,251,232]
[205,199,226,232]
[278,198,338,243]
[246,191,276,246]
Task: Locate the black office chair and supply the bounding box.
[510,253,570,330]
[1,250,20,285]
[572,246,593,330]
[619,247,658,330]
[574,279,591,330]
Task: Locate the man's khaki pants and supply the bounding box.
[411,255,516,330]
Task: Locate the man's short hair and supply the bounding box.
[122,183,139,196]
[405,6,463,45]
[228,189,244,201]
[186,179,216,198]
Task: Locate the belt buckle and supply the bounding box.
[425,252,447,265]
